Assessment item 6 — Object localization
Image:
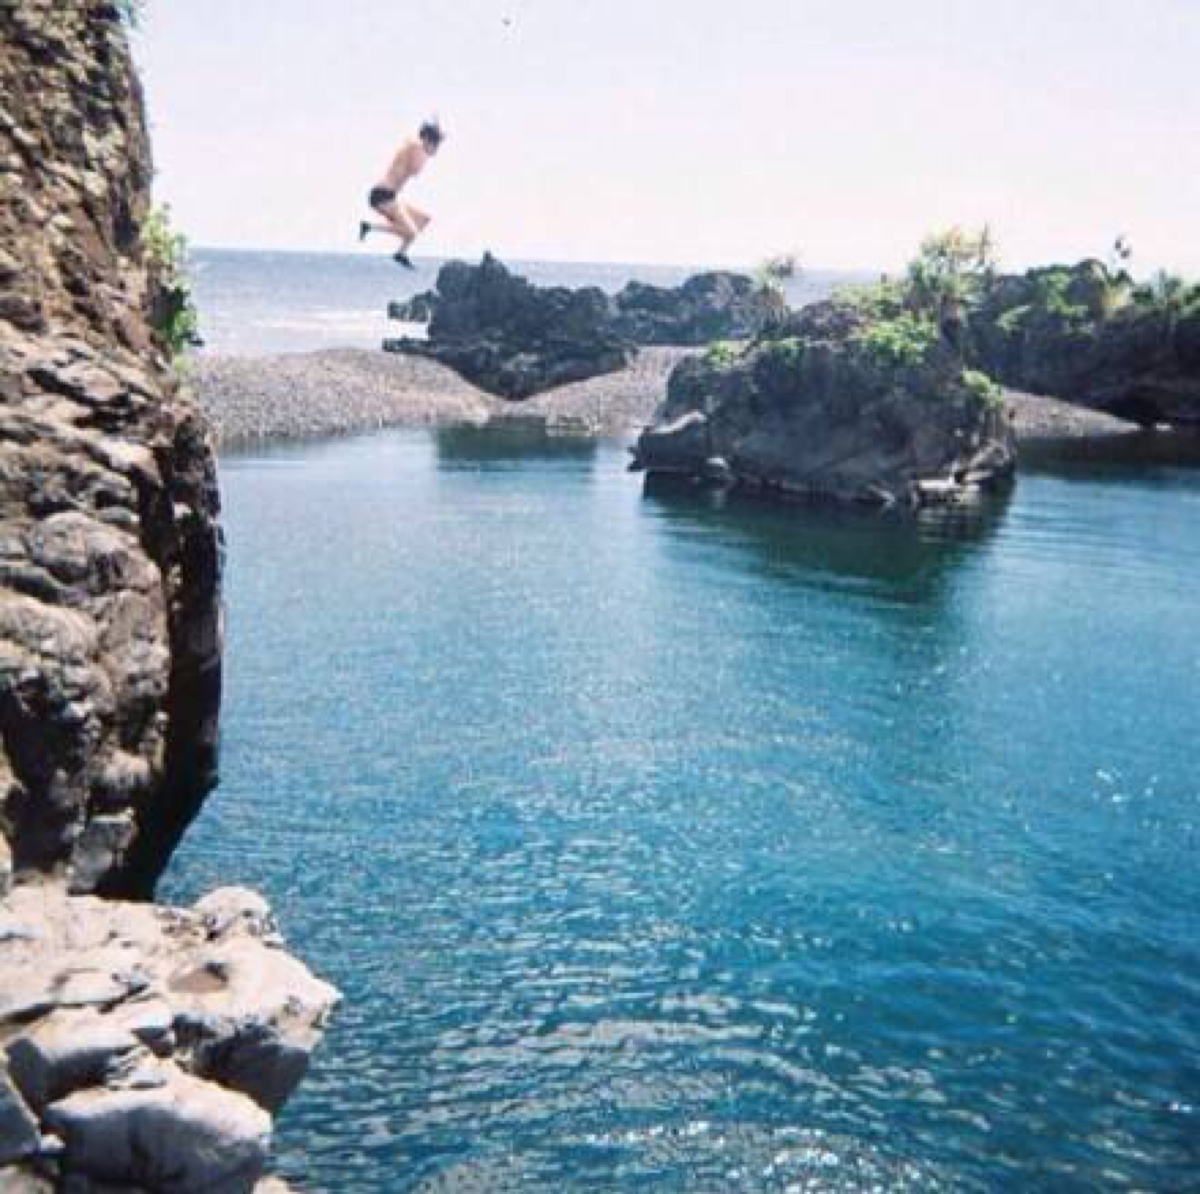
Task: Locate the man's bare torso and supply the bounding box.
[377,139,429,193]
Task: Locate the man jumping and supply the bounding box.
[359,119,444,268]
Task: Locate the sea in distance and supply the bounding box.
[165,248,1200,1191]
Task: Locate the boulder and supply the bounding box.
[632,298,1016,507]
[385,254,634,398]
[0,883,338,1191]
[45,1065,270,1193]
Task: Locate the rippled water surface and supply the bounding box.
[164,428,1200,1191]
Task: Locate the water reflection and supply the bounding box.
[1020,429,1200,478]
[640,473,1010,600]
[435,422,600,467]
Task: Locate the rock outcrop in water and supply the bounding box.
[632,296,1016,507]
[385,254,634,399]
[969,261,1200,427]
[384,257,777,399]
[0,5,336,1189]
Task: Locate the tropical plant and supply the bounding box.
[143,204,201,359]
[704,340,743,367]
[903,225,997,338]
[752,253,799,330]
[962,368,1004,410]
[852,311,939,369]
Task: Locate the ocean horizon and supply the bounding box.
[190,247,871,358]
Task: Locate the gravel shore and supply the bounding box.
[190,347,692,447]
[191,345,1140,449]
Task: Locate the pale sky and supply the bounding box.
[136,0,1199,274]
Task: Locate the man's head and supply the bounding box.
[419,120,445,154]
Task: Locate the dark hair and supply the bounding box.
[419,120,445,147]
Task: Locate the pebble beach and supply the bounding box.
[191,345,1139,449]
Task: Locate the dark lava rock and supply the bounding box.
[385,254,634,399]
[969,261,1200,427]
[631,299,1016,508]
[611,272,773,345]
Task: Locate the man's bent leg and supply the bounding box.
[401,201,431,234]
[380,199,420,247]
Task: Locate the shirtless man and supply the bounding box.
[359,120,444,268]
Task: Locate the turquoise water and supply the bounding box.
[164,428,1200,1191]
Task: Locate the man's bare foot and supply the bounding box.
[394,250,415,269]
[358,221,370,242]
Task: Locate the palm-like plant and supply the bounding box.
[753,253,800,332]
[904,226,996,349]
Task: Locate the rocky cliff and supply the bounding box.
[1,5,335,1189]
[0,0,221,897]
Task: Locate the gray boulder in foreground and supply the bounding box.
[632,298,1016,508]
[0,879,338,1192]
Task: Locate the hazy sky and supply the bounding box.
[136,0,1199,273]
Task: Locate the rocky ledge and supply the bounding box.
[0,853,337,1192]
[632,295,1016,507]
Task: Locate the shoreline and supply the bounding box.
[193,345,1160,451]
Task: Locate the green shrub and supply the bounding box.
[764,336,805,367]
[852,312,939,369]
[704,340,743,367]
[833,279,907,321]
[995,304,1031,335]
[143,205,201,359]
[963,368,1003,409]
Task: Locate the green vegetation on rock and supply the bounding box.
[143,204,201,359]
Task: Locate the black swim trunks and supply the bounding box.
[368,186,396,210]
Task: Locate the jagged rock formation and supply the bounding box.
[969,261,1200,427]
[611,272,772,345]
[386,259,777,399]
[385,254,634,399]
[632,298,1015,507]
[1,5,336,1189]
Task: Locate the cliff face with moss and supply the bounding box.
[0,0,221,896]
[1,7,336,1189]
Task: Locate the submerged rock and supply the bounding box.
[970,260,1200,426]
[632,298,1016,507]
[385,254,634,399]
